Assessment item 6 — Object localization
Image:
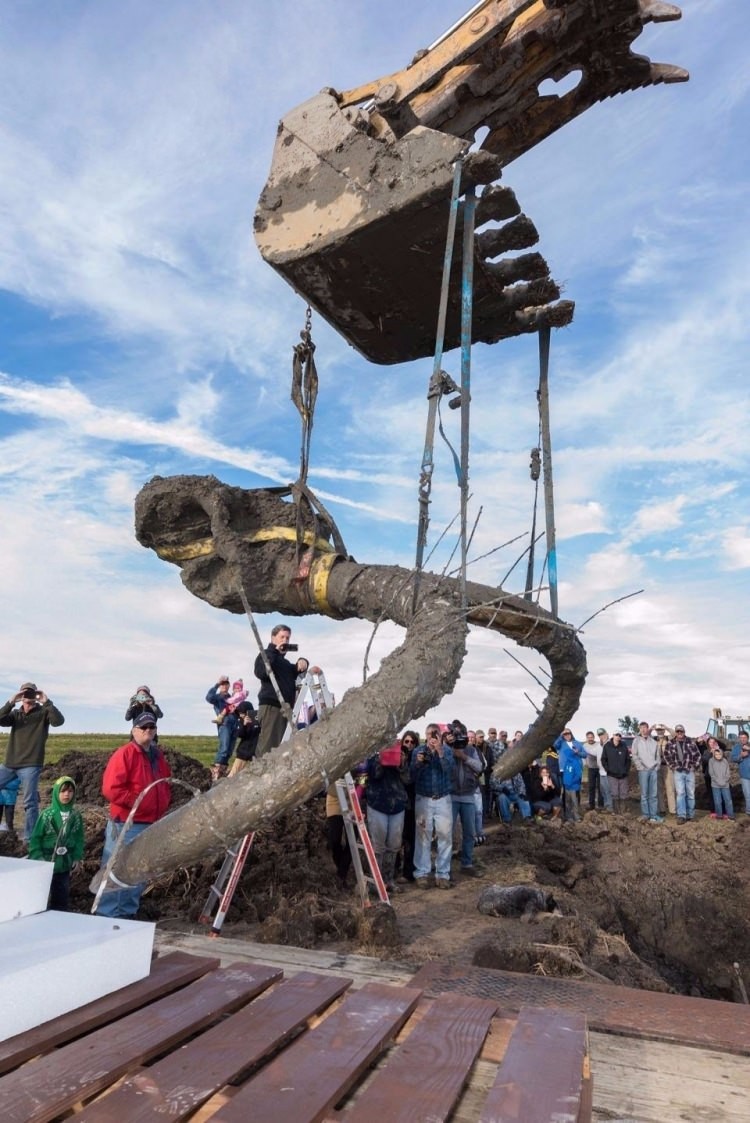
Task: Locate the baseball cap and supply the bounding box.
[20,682,38,693]
[675,724,685,732]
[596,727,606,735]
[133,712,158,729]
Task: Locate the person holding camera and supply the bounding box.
[254,623,320,756]
[0,682,65,841]
[410,723,455,889]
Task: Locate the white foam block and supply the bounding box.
[0,856,53,921]
[1,910,155,1041]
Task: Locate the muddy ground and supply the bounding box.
[2,748,748,1004]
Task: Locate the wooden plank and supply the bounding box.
[345,993,497,1122]
[479,1006,587,1123]
[0,951,219,1077]
[211,982,423,1123]
[589,1032,750,1123]
[155,930,414,988]
[76,971,352,1122]
[0,963,282,1123]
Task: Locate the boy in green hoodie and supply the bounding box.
[28,776,85,911]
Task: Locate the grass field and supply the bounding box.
[1,732,219,769]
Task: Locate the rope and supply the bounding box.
[414,156,465,610]
[290,306,348,560]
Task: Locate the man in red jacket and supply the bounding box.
[96,711,171,918]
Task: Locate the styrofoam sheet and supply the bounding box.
[1,910,154,1041]
[0,856,53,921]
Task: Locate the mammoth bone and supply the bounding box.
[103,474,587,889]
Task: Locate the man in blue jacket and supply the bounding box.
[555,728,586,822]
[411,725,454,890]
[731,731,750,815]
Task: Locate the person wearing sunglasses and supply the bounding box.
[96,711,172,918]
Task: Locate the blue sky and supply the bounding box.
[0,1,747,738]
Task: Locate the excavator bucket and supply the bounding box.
[254,0,686,365]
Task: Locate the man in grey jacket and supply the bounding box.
[631,720,663,823]
[0,682,65,840]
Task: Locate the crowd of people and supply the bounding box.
[2,641,748,913]
[326,720,750,893]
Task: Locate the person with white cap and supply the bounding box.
[0,682,65,840]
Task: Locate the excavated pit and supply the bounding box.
[4,749,746,1004]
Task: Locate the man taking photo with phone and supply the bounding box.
[0,681,65,841]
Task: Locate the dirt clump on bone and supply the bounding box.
[3,750,747,1003]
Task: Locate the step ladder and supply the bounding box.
[335,772,390,907]
[198,832,256,936]
[286,668,334,734]
[198,672,335,934]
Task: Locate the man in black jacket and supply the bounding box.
[0,682,65,840]
[254,623,317,756]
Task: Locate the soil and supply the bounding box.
[3,748,748,1004]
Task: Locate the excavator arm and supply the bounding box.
[254,0,686,364]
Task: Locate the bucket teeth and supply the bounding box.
[476,215,539,259]
[639,0,682,22]
[650,62,690,85]
[475,184,520,226]
[255,2,687,363]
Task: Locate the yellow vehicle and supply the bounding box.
[706,709,750,746]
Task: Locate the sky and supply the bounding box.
[0,1,748,741]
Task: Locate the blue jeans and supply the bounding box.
[473,789,484,836]
[711,787,734,817]
[598,772,613,811]
[638,769,659,818]
[673,770,696,820]
[497,791,531,823]
[742,777,750,815]
[452,799,476,868]
[0,764,42,840]
[414,794,452,880]
[214,715,238,766]
[367,807,404,883]
[95,819,151,918]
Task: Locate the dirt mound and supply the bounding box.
[3,752,748,1002]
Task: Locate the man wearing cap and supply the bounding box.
[583,730,604,812]
[0,682,65,840]
[95,712,171,918]
[662,724,701,823]
[631,721,663,823]
[205,675,237,782]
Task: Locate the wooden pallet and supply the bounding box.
[0,951,591,1123]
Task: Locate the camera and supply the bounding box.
[450,720,469,749]
[22,689,37,700]
[280,643,298,653]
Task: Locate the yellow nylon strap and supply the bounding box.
[155,526,335,564]
[309,552,339,617]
